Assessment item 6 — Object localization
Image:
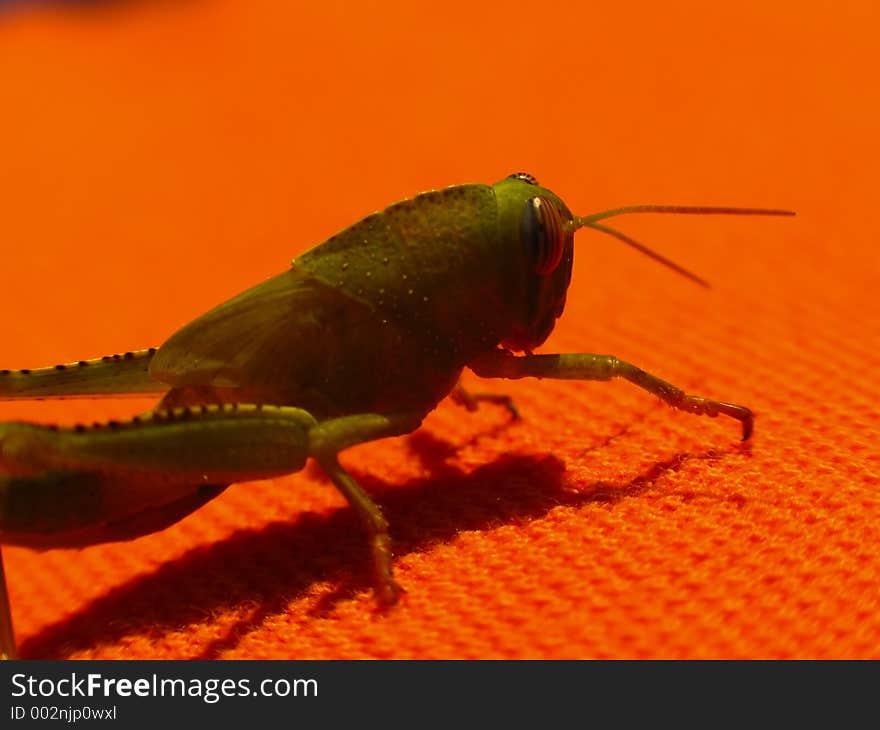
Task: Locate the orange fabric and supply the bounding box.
[0,1,877,659]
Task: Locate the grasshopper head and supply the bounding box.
[495,173,575,353]
[494,172,794,353]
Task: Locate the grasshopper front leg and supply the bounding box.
[0,405,422,658]
[470,350,754,440]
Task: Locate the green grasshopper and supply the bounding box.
[0,173,793,658]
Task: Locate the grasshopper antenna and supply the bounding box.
[569,205,796,289]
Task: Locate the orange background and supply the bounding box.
[0,0,877,658]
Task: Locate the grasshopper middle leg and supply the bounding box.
[450,381,520,420]
[308,412,424,605]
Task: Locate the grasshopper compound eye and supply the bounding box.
[522,196,566,275]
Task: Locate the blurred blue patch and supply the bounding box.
[0,0,159,9]
[0,0,113,5]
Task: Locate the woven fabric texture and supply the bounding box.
[0,1,877,658]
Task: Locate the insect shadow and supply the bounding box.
[19,434,725,659]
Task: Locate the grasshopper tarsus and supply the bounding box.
[375,577,406,609]
[719,402,754,441]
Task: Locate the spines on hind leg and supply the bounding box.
[0,403,318,481]
[0,404,318,548]
[0,348,167,400]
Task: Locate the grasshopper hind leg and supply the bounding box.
[0,407,423,658]
[0,548,17,659]
[0,349,166,401]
